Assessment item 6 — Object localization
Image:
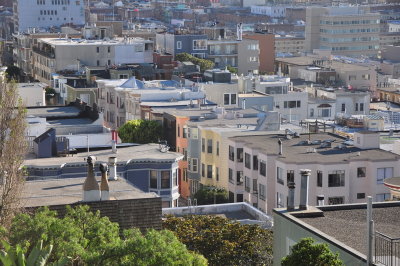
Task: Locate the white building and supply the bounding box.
[228,131,399,214]
[388,21,400,33]
[13,0,85,33]
[32,37,154,84]
[250,6,286,18]
[17,82,47,106]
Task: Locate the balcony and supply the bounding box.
[375,232,400,266]
[209,50,238,56]
[32,47,55,59]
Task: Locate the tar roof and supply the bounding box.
[26,106,81,118]
[24,144,183,167]
[21,177,157,207]
[298,203,400,255]
[230,133,399,164]
[276,56,371,71]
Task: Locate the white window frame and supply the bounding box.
[192,39,207,50]
[176,41,182,49]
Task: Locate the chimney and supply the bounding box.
[278,138,283,155]
[317,195,325,206]
[100,163,110,201]
[83,156,101,202]
[287,180,295,211]
[108,157,118,180]
[299,169,311,210]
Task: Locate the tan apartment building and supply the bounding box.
[32,37,153,85]
[275,35,305,56]
[305,6,380,57]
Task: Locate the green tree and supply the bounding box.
[5,205,206,265]
[118,119,162,144]
[226,65,238,74]
[281,238,344,266]
[193,186,229,205]
[163,215,273,266]
[175,53,214,72]
[5,66,21,82]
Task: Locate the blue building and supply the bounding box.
[24,144,183,208]
[156,33,208,59]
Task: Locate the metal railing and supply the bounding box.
[375,232,400,266]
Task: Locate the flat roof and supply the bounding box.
[276,56,371,71]
[230,133,399,164]
[297,202,400,255]
[24,144,183,167]
[39,37,152,46]
[26,106,81,118]
[21,177,157,207]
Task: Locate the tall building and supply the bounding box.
[13,0,85,33]
[305,6,380,57]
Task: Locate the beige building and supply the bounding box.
[208,38,260,75]
[32,37,154,85]
[275,35,305,56]
[305,6,380,57]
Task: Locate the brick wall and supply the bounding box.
[26,197,162,231]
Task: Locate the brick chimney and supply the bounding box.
[83,156,101,202]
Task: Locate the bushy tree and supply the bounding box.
[175,53,214,72]
[281,238,343,266]
[5,66,21,82]
[5,205,207,265]
[118,119,162,144]
[163,215,273,266]
[193,186,229,205]
[226,65,238,74]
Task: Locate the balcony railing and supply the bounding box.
[32,47,55,59]
[375,232,400,266]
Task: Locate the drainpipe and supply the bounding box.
[367,196,374,266]
[299,169,311,210]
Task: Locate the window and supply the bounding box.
[237,194,243,202]
[183,168,187,182]
[260,160,266,177]
[253,156,258,170]
[201,138,205,152]
[355,103,358,112]
[207,165,212,178]
[229,168,233,184]
[96,47,99,53]
[107,60,111,65]
[135,45,144,52]
[277,192,284,208]
[97,60,100,66]
[328,170,345,187]
[284,101,301,108]
[376,193,390,202]
[328,197,344,205]
[277,167,284,185]
[237,171,243,185]
[183,126,188,138]
[190,128,198,139]
[357,167,366,178]
[245,176,251,192]
[259,184,266,200]
[287,170,294,184]
[229,146,234,161]
[245,153,251,169]
[377,167,393,184]
[190,158,198,172]
[223,93,237,105]
[193,39,207,50]
[176,41,182,49]
[161,171,170,188]
[341,103,345,112]
[207,139,213,153]
[231,94,237,105]
[357,193,365,199]
[216,167,219,181]
[201,164,205,177]
[360,103,364,112]
[253,179,258,193]
[173,170,177,187]
[237,148,243,162]
[108,46,111,53]
[317,171,323,187]
[216,141,219,156]
[150,170,157,189]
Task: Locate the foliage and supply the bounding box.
[226,65,238,74]
[5,205,206,265]
[163,215,273,266]
[5,66,21,82]
[193,186,229,205]
[45,88,56,100]
[0,80,27,227]
[118,119,162,144]
[0,239,69,266]
[175,53,214,72]
[281,238,344,266]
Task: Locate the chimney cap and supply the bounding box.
[300,169,311,175]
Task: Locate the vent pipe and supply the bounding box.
[278,138,283,155]
[299,169,311,210]
[100,163,110,200]
[108,157,118,181]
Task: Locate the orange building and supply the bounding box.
[176,116,190,200]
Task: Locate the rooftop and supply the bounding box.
[276,56,371,71]
[26,106,81,118]
[230,132,399,164]
[22,177,157,207]
[24,144,183,167]
[39,37,152,46]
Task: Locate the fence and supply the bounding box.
[375,232,400,266]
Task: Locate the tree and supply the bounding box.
[175,53,214,72]
[5,205,206,265]
[0,80,27,227]
[118,119,162,144]
[163,215,273,266]
[281,238,344,266]
[193,186,229,205]
[226,65,238,74]
[5,66,21,82]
